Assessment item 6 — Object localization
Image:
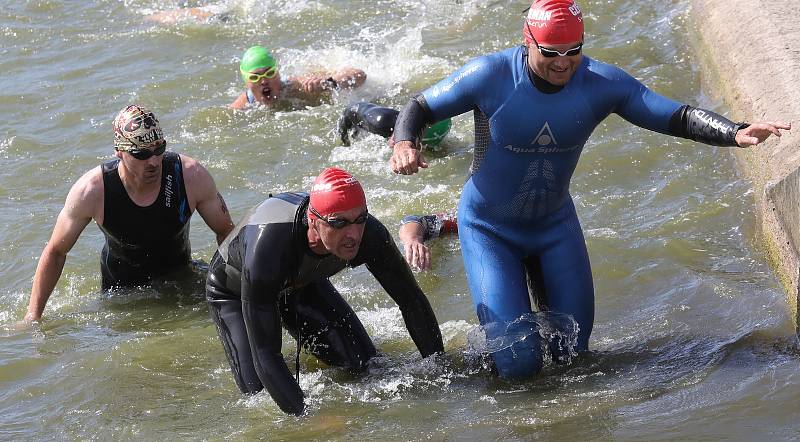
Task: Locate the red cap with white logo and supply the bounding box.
[523,0,584,46]
[308,167,367,218]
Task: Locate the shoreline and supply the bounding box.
[689,0,800,333]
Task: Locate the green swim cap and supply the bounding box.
[239,45,277,82]
[421,118,452,147]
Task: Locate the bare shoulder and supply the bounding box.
[179,154,212,182]
[179,154,218,205]
[229,92,248,110]
[65,166,104,219]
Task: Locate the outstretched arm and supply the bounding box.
[398,221,430,271]
[329,68,366,90]
[288,68,366,99]
[398,213,458,271]
[363,218,444,357]
[667,105,791,147]
[25,170,100,322]
[144,7,214,24]
[734,121,791,147]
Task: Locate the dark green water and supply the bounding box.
[1,0,798,439]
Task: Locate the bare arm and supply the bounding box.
[229,92,249,110]
[144,7,214,24]
[25,169,101,322]
[329,68,366,90]
[398,222,431,271]
[182,155,234,244]
[287,67,367,99]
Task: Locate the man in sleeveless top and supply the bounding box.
[389,0,791,379]
[23,105,234,323]
[206,167,443,415]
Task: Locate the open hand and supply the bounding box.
[736,121,792,147]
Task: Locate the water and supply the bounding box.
[2,0,799,439]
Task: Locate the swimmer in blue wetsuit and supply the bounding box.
[230,46,366,110]
[206,168,443,415]
[23,105,234,323]
[390,0,791,379]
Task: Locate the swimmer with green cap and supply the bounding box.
[230,45,367,109]
[337,102,452,149]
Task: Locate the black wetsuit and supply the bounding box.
[99,152,192,290]
[337,102,398,146]
[205,192,443,415]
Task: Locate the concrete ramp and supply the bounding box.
[690,0,800,332]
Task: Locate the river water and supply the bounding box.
[1,0,798,439]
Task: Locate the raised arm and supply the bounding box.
[25,169,101,322]
[181,155,234,244]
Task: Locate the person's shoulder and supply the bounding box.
[65,165,104,214]
[72,165,104,196]
[364,214,391,239]
[229,92,249,110]
[177,153,210,176]
[583,56,634,82]
[465,47,517,68]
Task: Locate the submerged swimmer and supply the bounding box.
[337,101,451,148]
[230,45,366,110]
[144,3,233,25]
[205,167,443,415]
[390,0,791,380]
[23,105,234,323]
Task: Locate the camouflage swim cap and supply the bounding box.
[239,45,277,82]
[112,105,165,151]
[421,118,452,147]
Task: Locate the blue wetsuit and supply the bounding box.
[401,46,745,378]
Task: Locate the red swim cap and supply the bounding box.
[523,0,584,46]
[308,167,367,218]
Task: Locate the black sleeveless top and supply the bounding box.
[99,151,192,289]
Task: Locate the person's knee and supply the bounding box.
[491,339,544,379]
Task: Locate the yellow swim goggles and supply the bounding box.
[241,66,278,83]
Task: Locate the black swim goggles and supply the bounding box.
[309,206,368,229]
[120,140,167,160]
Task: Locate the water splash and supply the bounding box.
[466,311,580,365]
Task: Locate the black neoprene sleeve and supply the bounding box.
[361,217,444,357]
[394,95,436,147]
[240,225,305,415]
[668,105,750,147]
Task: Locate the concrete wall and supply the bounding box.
[689,0,800,333]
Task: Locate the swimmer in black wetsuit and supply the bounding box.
[206,167,443,415]
[23,105,234,323]
[337,101,452,148]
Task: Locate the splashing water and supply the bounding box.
[466,311,580,366]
